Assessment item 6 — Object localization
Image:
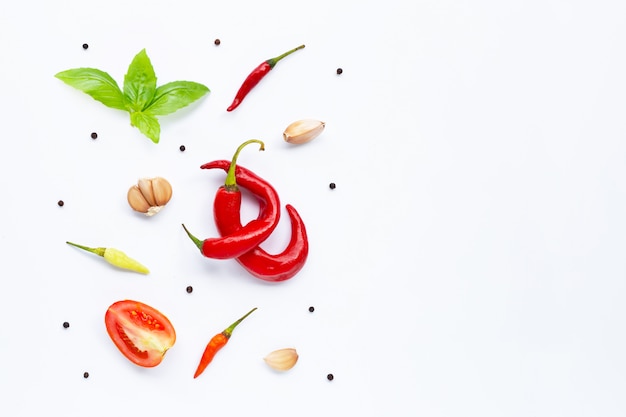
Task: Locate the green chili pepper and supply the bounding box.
[66,241,150,274]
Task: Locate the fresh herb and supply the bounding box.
[55,49,210,144]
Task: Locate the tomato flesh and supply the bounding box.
[105,300,176,367]
[115,324,149,359]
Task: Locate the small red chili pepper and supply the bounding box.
[202,160,309,282]
[193,307,257,378]
[226,44,305,112]
[182,140,281,259]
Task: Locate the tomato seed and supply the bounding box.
[309,306,315,312]
[90,132,98,139]
[83,372,89,378]
[180,145,186,152]
[214,39,221,46]
[327,373,334,381]
[336,68,343,75]
[186,286,193,293]
[63,321,70,328]
[57,200,64,207]
[82,43,89,50]
[329,183,336,190]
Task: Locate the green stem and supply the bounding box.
[181,224,203,251]
[223,307,257,338]
[224,139,265,190]
[266,44,305,69]
[66,241,106,257]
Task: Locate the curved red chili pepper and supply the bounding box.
[182,141,281,260]
[237,205,308,282]
[226,44,305,112]
[202,160,309,282]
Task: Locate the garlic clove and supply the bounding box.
[263,348,299,371]
[127,186,151,214]
[283,119,325,144]
[127,177,173,216]
[137,178,157,206]
[151,177,173,206]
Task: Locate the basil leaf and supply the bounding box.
[144,81,210,116]
[56,48,209,144]
[123,49,157,112]
[55,68,127,110]
[130,112,161,144]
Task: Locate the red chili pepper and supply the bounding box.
[226,44,305,112]
[182,140,281,259]
[202,160,309,282]
[193,307,257,378]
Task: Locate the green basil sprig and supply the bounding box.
[55,49,209,144]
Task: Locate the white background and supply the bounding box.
[1,0,626,416]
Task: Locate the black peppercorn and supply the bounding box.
[329,183,336,190]
[336,68,343,75]
[82,43,89,50]
[57,200,64,207]
[179,145,186,152]
[327,373,334,381]
[308,306,315,312]
[83,372,89,378]
[186,286,193,293]
[90,132,98,139]
[214,39,221,46]
[62,321,70,328]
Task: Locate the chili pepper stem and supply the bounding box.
[66,241,106,257]
[223,307,257,338]
[181,224,203,251]
[225,140,265,190]
[267,45,305,68]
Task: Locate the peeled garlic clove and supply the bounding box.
[283,119,325,144]
[263,348,299,371]
[127,177,173,216]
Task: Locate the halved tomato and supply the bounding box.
[104,300,176,368]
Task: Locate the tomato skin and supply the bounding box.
[105,300,176,368]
